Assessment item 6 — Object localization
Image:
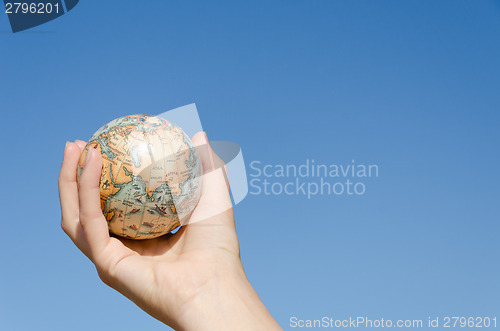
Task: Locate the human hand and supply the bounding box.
[58,132,282,331]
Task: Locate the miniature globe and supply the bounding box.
[77,114,202,239]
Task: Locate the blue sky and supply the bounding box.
[0,1,499,330]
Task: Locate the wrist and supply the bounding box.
[175,262,281,331]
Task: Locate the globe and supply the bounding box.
[77,114,202,240]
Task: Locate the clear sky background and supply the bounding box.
[0,1,499,330]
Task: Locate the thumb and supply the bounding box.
[189,132,233,224]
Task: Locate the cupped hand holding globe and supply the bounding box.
[59,124,281,330]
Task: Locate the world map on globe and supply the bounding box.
[77,114,202,239]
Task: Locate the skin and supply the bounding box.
[58,132,282,331]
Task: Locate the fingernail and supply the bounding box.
[63,142,70,156]
[84,148,94,166]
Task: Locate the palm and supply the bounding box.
[106,208,238,276]
[97,208,239,322]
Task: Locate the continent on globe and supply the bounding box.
[77,114,203,240]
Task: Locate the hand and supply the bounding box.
[58,132,282,331]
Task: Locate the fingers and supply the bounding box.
[60,140,132,279]
[59,141,94,258]
[78,147,110,260]
[59,142,83,238]
[74,139,87,151]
